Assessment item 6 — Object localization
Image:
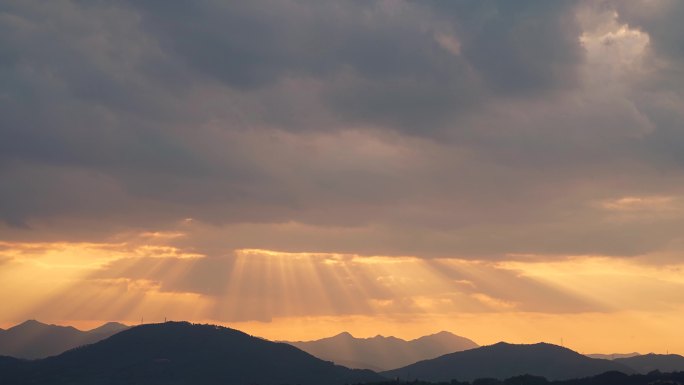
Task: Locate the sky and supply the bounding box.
[1,0,684,355]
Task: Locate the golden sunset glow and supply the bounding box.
[3,2,684,375]
[2,239,683,354]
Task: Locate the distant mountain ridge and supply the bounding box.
[615,353,684,373]
[4,319,683,385]
[0,322,383,385]
[587,352,640,360]
[0,320,129,359]
[382,342,635,382]
[287,330,479,371]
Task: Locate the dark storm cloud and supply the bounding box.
[107,0,584,132]
[1,0,684,259]
[125,0,481,131]
[611,0,684,170]
[423,1,583,93]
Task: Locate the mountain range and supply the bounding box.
[382,342,636,382]
[614,353,684,373]
[0,320,129,359]
[0,321,382,385]
[2,320,684,384]
[586,352,640,360]
[286,330,479,371]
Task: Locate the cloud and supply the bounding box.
[423,1,584,94]
[0,0,683,260]
[614,0,684,69]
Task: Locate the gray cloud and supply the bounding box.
[423,1,583,93]
[1,0,684,260]
[615,0,684,67]
[605,1,684,177]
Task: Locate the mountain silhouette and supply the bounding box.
[0,321,383,385]
[287,330,478,371]
[614,353,684,373]
[0,320,129,359]
[381,342,635,382]
[586,352,640,360]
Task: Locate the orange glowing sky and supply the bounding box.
[1,238,683,354]
[2,0,684,356]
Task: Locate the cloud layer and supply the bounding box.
[2,0,684,261]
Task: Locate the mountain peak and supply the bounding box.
[288,330,480,371]
[614,353,684,373]
[15,319,46,327]
[1,320,128,359]
[88,321,129,334]
[430,330,455,337]
[0,322,382,385]
[369,334,402,341]
[9,319,81,332]
[485,341,572,353]
[489,341,558,347]
[8,319,56,332]
[383,341,635,382]
[333,331,354,338]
